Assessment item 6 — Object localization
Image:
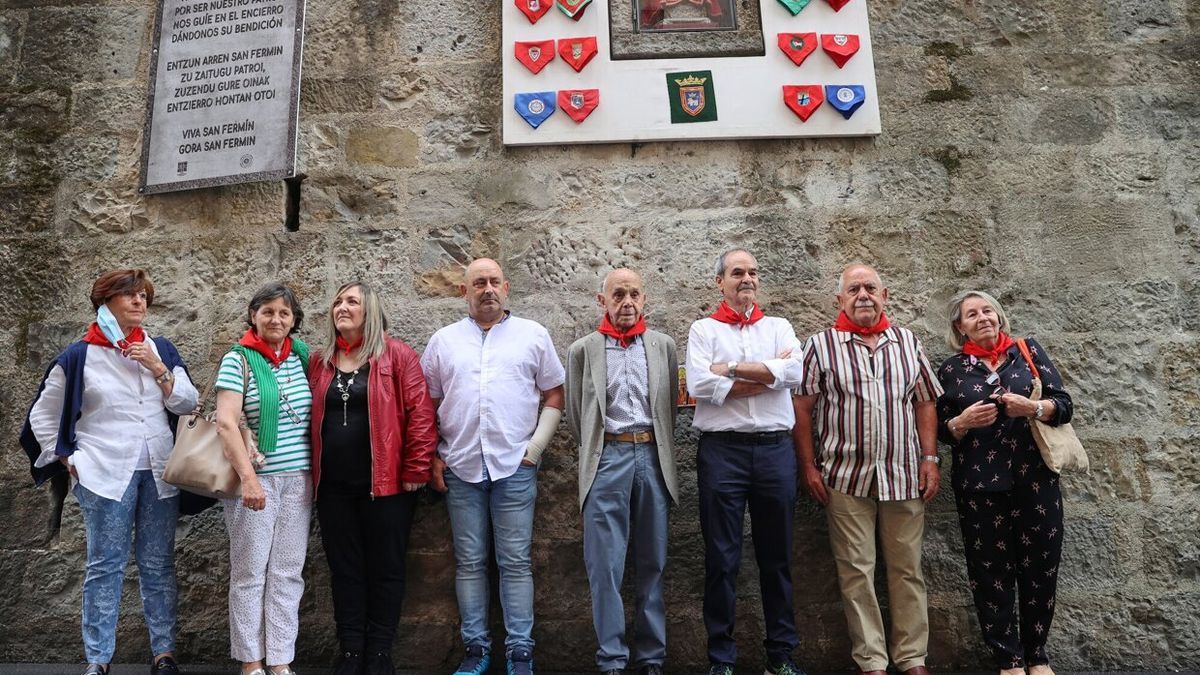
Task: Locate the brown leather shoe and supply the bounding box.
[858,671,888,675]
[903,667,932,675]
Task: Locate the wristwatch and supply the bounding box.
[727,361,738,379]
[155,368,174,385]
[1034,401,1044,420]
[921,455,941,465]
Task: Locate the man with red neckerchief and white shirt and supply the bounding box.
[793,264,943,675]
[685,248,806,675]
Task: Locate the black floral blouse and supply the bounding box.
[935,338,1074,493]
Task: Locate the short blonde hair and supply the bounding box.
[945,290,1010,351]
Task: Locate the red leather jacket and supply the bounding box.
[308,337,437,499]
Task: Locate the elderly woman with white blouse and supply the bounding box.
[21,269,199,675]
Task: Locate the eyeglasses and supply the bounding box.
[278,391,304,426]
[985,371,1009,399]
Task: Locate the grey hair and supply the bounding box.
[836,263,882,294]
[714,248,752,277]
[945,290,1011,351]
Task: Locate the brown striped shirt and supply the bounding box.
[798,326,943,501]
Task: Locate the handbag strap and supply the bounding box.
[194,352,251,414]
[1015,338,1040,381]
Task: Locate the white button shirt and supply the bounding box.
[421,314,566,483]
[686,315,804,432]
[29,339,199,501]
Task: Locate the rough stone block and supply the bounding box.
[1143,434,1200,502]
[977,0,1060,45]
[345,127,420,168]
[0,184,55,233]
[0,12,21,81]
[1161,340,1200,428]
[1142,502,1200,585]
[1103,0,1180,39]
[16,7,145,86]
[1116,87,1199,141]
[69,85,143,131]
[1059,512,1133,591]
[300,77,378,115]
[1060,436,1148,505]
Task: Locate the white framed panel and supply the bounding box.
[502,0,881,145]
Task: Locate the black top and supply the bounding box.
[321,362,372,494]
[935,338,1073,493]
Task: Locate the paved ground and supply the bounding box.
[0,669,1194,675]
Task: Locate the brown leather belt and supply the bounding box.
[604,430,655,443]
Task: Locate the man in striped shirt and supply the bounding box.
[793,264,943,675]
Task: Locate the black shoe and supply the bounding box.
[152,656,180,675]
[81,666,108,675]
[602,669,624,675]
[330,650,364,675]
[366,651,396,675]
[640,665,663,675]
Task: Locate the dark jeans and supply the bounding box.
[317,489,419,654]
[697,432,798,665]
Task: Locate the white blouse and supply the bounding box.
[29,339,199,501]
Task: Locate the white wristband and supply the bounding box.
[522,406,563,465]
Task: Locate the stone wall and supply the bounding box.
[1,0,1198,670]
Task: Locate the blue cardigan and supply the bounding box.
[20,337,188,487]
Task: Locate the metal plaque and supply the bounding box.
[139,0,306,194]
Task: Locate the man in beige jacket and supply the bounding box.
[566,268,678,675]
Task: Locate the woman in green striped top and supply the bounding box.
[214,282,312,675]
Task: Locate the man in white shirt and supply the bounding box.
[423,258,566,675]
[685,248,806,675]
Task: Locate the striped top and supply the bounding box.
[215,350,312,474]
[798,326,943,501]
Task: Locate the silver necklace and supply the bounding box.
[334,368,360,426]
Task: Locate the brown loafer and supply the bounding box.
[858,671,888,675]
[903,667,932,675]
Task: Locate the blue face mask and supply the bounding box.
[96,305,127,346]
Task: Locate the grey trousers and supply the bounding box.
[583,441,671,670]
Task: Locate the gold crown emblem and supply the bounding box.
[674,74,707,87]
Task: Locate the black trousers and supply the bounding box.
[697,432,798,665]
[317,489,418,654]
[954,476,1063,669]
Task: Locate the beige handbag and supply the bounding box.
[1016,339,1088,474]
[164,354,264,499]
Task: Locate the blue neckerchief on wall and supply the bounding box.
[96,305,126,346]
[825,85,865,119]
[515,91,557,129]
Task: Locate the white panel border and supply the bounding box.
[501,0,881,145]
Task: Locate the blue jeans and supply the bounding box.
[75,470,179,663]
[583,441,670,670]
[445,463,538,657]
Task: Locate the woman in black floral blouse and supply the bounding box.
[935,290,1074,675]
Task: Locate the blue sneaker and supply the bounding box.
[454,646,491,675]
[507,648,534,675]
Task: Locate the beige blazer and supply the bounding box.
[566,329,679,509]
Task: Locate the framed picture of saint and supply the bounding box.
[636,0,736,32]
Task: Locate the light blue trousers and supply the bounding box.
[75,470,179,664]
[445,462,538,657]
[583,441,671,670]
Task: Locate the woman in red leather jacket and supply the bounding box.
[308,281,437,675]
